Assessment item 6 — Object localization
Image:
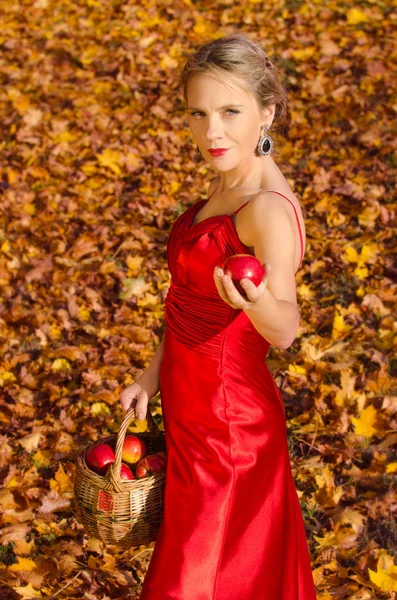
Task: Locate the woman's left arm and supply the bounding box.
[243,193,301,348]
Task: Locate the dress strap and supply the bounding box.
[231,200,250,216]
[232,190,304,267]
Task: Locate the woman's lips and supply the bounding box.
[208,148,229,156]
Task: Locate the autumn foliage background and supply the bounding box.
[0,0,396,598]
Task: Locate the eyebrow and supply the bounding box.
[187,104,245,110]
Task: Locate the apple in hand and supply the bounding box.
[135,453,167,479]
[105,461,135,480]
[121,435,148,465]
[86,442,115,475]
[222,254,266,299]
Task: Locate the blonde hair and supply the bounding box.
[180,33,291,138]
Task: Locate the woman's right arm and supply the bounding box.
[136,338,165,398]
[120,338,165,418]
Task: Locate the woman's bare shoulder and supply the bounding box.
[239,188,306,262]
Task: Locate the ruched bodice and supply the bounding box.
[139,191,316,600]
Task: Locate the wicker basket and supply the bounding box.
[73,405,167,549]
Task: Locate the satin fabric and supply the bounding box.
[139,192,317,600]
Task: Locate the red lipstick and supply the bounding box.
[208,148,229,157]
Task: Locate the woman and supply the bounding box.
[121,33,316,600]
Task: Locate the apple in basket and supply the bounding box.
[104,461,135,480]
[222,254,266,299]
[121,435,148,464]
[85,442,115,475]
[135,452,167,479]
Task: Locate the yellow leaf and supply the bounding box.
[96,148,122,175]
[13,583,43,598]
[80,46,100,65]
[30,166,49,180]
[386,462,397,473]
[313,530,338,549]
[297,283,315,300]
[9,557,36,571]
[0,369,17,385]
[288,363,306,374]
[354,264,369,279]
[333,391,344,407]
[0,240,11,254]
[13,538,35,555]
[32,450,52,467]
[86,537,104,553]
[7,168,19,183]
[77,307,91,321]
[360,242,379,262]
[49,463,74,493]
[193,18,213,36]
[290,47,316,61]
[137,292,161,307]
[22,202,36,215]
[81,163,98,175]
[368,550,397,592]
[88,555,103,569]
[347,8,369,24]
[356,285,365,297]
[51,358,72,372]
[56,131,78,143]
[344,245,360,263]
[315,591,334,600]
[126,255,144,274]
[168,181,181,195]
[351,404,379,439]
[91,402,111,417]
[358,205,380,228]
[11,95,31,115]
[326,208,346,227]
[5,476,19,489]
[332,312,352,337]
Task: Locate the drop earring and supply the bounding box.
[196,146,202,157]
[257,124,274,156]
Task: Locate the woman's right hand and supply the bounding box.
[120,380,150,420]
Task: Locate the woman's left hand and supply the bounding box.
[213,263,272,310]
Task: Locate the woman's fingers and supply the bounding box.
[213,267,230,304]
[222,274,244,304]
[120,386,148,420]
[135,390,148,421]
[214,267,245,308]
[214,263,271,307]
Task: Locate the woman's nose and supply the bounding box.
[206,120,223,140]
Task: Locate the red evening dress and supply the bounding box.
[139,190,317,600]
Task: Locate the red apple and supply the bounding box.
[105,461,135,480]
[85,442,115,475]
[135,453,167,479]
[121,435,148,465]
[222,254,265,299]
[156,451,168,464]
[97,489,114,512]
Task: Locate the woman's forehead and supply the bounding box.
[187,72,252,101]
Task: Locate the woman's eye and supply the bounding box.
[189,109,240,117]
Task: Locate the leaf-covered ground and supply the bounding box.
[0,0,396,598]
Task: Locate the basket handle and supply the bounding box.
[104,403,161,492]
